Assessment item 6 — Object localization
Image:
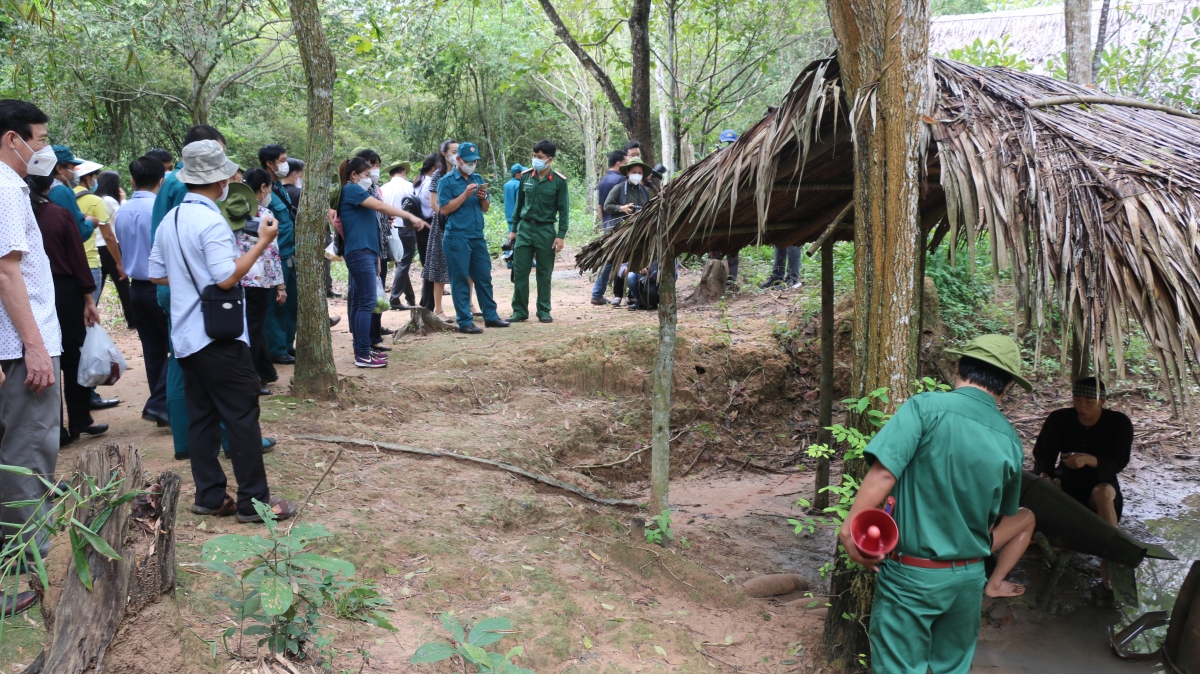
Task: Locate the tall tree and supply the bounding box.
[822,0,931,668]
[1064,0,1094,85]
[537,0,655,162]
[287,0,340,398]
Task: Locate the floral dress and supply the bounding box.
[237,206,284,288]
[420,169,450,284]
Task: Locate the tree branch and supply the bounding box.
[536,0,634,133]
[209,28,296,104]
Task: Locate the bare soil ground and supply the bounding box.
[2,250,1197,674]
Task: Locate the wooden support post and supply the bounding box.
[651,250,678,520]
[814,239,834,510]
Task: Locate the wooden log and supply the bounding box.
[35,445,185,674]
[396,306,456,338]
[687,259,728,304]
[742,573,811,597]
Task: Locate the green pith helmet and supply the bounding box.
[945,334,1032,392]
[221,182,258,231]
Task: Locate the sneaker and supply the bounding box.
[590,297,607,306]
[787,280,803,289]
[759,278,783,289]
[355,355,387,368]
[609,297,622,307]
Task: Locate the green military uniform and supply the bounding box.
[510,168,569,321]
[863,377,1024,672]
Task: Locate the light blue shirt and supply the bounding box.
[148,193,247,358]
[436,168,486,239]
[113,191,156,281]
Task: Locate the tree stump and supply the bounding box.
[29,444,197,674]
[396,307,456,338]
[687,258,728,304]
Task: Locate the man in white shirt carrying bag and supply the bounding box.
[149,140,298,524]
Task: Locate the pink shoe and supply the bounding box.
[354,355,387,368]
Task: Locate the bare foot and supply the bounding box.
[985,580,1026,598]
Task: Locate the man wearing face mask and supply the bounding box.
[508,140,569,324]
[0,101,66,616]
[47,146,98,242]
[257,144,297,365]
[149,140,298,525]
[436,142,508,334]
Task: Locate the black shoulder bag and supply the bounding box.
[174,208,246,340]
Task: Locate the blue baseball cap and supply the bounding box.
[458,142,481,162]
[509,163,526,176]
[52,145,82,165]
[719,129,739,143]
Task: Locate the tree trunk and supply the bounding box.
[651,252,677,517]
[1092,0,1110,78]
[397,307,456,337]
[655,62,675,176]
[823,0,930,667]
[814,239,834,511]
[34,446,188,674]
[1065,0,1094,85]
[687,259,728,304]
[288,0,340,399]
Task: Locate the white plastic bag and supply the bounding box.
[374,276,389,314]
[324,240,343,262]
[387,226,405,262]
[78,325,128,387]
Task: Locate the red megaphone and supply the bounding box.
[851,497,898,557]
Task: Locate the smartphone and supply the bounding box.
[478,182,489,191]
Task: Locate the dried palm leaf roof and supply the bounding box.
[576,56,1200,404]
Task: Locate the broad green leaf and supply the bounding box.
[243,625,271,635]
[290,552,355,577]
[259,576,294,616]
[202,534,269,563]
[283,522,331,542]
[460,642,491,665]
[441,613,465,643]
[468,616,512,646]
[69,528,92,590]
[410,642,455,664]
[201,561,238,578]
[366,610,398,632]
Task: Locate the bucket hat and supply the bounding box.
[176,140,238,185]
[945,334,1032,392]
[619,157,652,176]
[73,160,103,178]
[384,160,410,176]
[220,183,258,231]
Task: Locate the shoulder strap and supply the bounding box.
[173,207,204,297]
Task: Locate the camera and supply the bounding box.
[630,204,642,213]
[501,239,515,252]
[243,217,261,237]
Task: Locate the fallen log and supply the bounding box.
[298,434,643,507]
[396,306,456,338]
[29,445,194,674]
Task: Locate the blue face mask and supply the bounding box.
[532,158,548,172]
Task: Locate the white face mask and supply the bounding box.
[628,173,643,185]
[447,153,457,166]
[295,179,303,190]
[219,181,229,202]
[369,168,380,181]
[259,192,272,208]
[16,136,55,177]
[461,161,476,176]
[274,161,289,178]
[357,176,373,190]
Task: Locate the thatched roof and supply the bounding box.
[929,0,1199,70]
[576,56,1200,399]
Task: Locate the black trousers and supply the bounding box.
[53,276,93,434]
[129,280,168,417]
[389,228,418,305]
[244,287,277,383]
[177,340,268,517]
[98,246,133,327]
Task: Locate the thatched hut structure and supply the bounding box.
[577,56,1200,404]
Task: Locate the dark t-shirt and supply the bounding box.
[283,184,301,220]
[596,170,625,228]
[338,183,380,256]
[1032,407,1133,494]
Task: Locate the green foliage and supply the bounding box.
[947,36,1031,71]
[201,499,395,661]
[925,238,1007,340]
[410,614,532,674]
[0,466,141,643]
[913,376,952,394]
[644,509,675,546]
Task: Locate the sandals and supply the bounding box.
[0,591,39,618]
[190,494,237,517]
[236,496,300,524]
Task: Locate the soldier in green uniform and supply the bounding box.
[839,334,1032,674]
[508,139,569,323]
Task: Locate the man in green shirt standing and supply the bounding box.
[840,334,1034,674]
[508,139,569,323]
